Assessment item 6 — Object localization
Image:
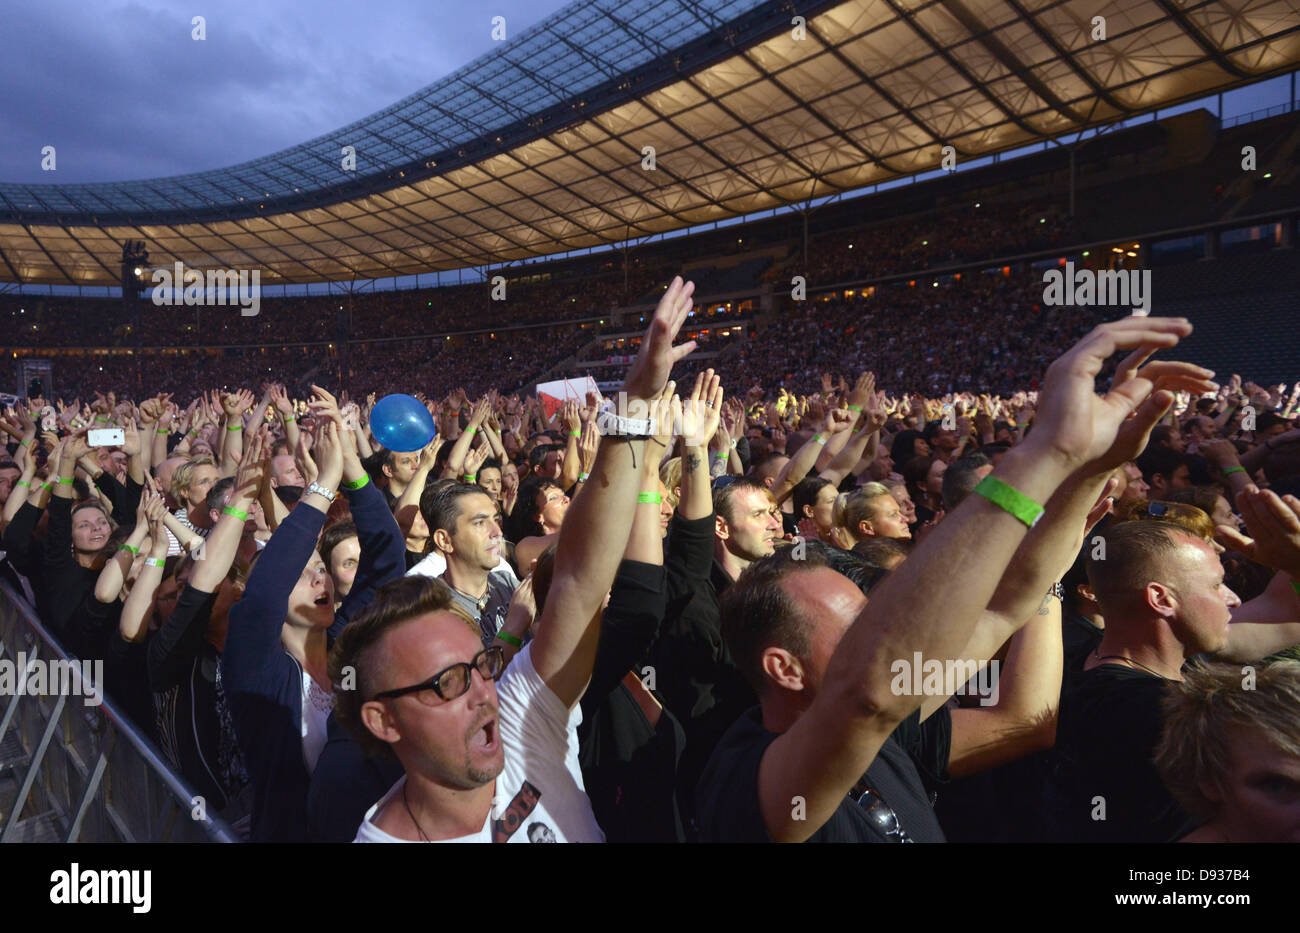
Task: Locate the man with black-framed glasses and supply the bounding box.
[331,277,700,842]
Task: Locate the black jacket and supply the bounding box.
[649,513,756,824]
[578,558,686,843]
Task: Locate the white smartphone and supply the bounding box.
[88,428,125,447]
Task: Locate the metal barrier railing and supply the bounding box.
[0,581,238,842]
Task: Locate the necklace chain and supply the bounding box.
[1092,648,1167,678]
[402,782,431,842]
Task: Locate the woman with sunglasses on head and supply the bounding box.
[221,394,407,843]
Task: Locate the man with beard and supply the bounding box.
[334,277,697,842]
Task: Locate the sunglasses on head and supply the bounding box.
[372,646,505,704]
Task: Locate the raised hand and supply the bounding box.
[1029,317,1206,471]
[120,418,142,457]
[561,399,581,435]
[823,408,854,436]
[269,383,295,417]
[578,418,600,474]
[65,426,92,461]
[222,389,256,418]
[1216,488,1300,577]
[310,420,345,492]
[681,369,723,447]
[295,429,320,488]
[847,372,875,414]
[469,396,493,431]
[233,428,271,501]
[464,441,490,478]
[622,276,697,404]
[419,436,445,473]
[307,384,344,428]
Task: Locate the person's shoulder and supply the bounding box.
[405,552,444,578]
[489,566,520,591]
[695,706,775,842]
[353,778,406,843]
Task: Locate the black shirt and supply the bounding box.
[696,705,951,843]
[1061,611,1103,690]
[651,544,756,824]
[1044,663,1198,842]
[579,560,687,843]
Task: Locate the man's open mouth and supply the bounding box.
[470,717,499,753]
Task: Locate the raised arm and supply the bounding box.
[756,316,1200,842]
[309,386,408,627]
[679,369,722,520]
[770,409,852,505]
[1217,487,1300,660]
[119,492,170,643]
[946,595,1064,778]
[268,384,301,453]
[219,389,254,478]
[444,396,490,479]
[393,437,442,536]
[94,492,154,604]
[581,446,669,711]
[532,276,697,708]
[558,401,583,491]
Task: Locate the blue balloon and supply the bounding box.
[370,393,437,453]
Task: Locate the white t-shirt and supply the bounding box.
[406,550,512,579]
[354,644,603,843]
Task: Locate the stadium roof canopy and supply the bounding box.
[3,0,1298,286]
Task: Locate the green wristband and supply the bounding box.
[118,543,139,555]
[464,474,477,483]
[972,475,1044,528]
[144,557,166,568]
[466,427,477,436]
[94,416,109,424]
[16,480,31,488]
[495,630,523,648]
[638,492,662,504]
[156,428,170,434]
[226,424,243,431]
[56,476,75,486]
[813,434,827,445]
[341,474,370,491]
[20,437,34,446]
[222,505,249,521]
[847,404,863,413]
[1221,466,1245,476]
[283,415,296,422]
[570,430,581,437]
[713,452,728,460]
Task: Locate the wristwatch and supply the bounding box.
[306,481,336,503]
[596,402,656,438]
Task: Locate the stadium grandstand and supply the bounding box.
[3,0,1300,863]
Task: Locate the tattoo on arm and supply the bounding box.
[685,453,701,474]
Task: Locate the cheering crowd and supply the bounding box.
[3,274,1300,843]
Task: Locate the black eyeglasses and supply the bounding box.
[848,778,913,843]
[372,646,505,704]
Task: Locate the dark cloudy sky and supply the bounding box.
[1,0,573,184]
[1,2,1292,188]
